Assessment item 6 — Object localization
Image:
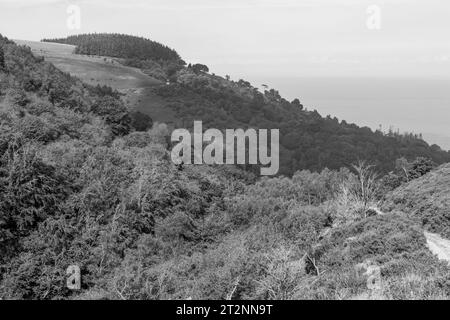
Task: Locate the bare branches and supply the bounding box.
[333,160,381,224]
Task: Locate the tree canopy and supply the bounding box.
[43,33,183,63]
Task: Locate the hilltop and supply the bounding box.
[43,33,182,63]
[14,40,162,90]
[15,40,174,125]
[43,34,184,85]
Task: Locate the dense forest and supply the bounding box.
[43,33,183,63]
[1,34,449,300]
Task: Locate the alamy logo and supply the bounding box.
[366,5,382,30]
[66,265,81,290]
[67,4,81,30]
[171,121,279,176]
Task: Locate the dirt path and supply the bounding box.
[424,231,450,265]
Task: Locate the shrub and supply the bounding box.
[91,96,131,136]
[130,111,153,132]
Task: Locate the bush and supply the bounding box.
[130,111,153,132]
[0,145,68,264]
[91,96,131,136]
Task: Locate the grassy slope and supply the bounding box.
[14,40,176,125]
[382,163,450,238]
[14,40,160,89]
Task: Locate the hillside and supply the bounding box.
[152,77,450,175]
[43,33,182,63]
[383,163,450,238]
[14,40,175,126]
[1,33,450,300]
[33,34,450,176]
[15,40,161,90]
[0,33,254,299]
[43,34,185,86]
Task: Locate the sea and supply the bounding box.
[250,76,450,151]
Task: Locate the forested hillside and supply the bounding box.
[44,34,450,176]
[154,75,450,175]
[42,34,185,82]
[1,33,449,300]
[43,34,182,63]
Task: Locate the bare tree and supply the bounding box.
[333,160,381,224]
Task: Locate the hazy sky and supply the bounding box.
[1,0,450,80]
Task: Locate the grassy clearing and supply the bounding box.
[15,40,161,90]
[13,40,176,123]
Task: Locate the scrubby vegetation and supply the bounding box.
[1,33,449,300]
[383,163,450,238]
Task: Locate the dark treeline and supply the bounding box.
[43,33,182,63]
[155,69,450,175]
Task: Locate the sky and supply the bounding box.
[1,0,450,80]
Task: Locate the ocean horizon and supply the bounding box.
[247,76,450,151]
